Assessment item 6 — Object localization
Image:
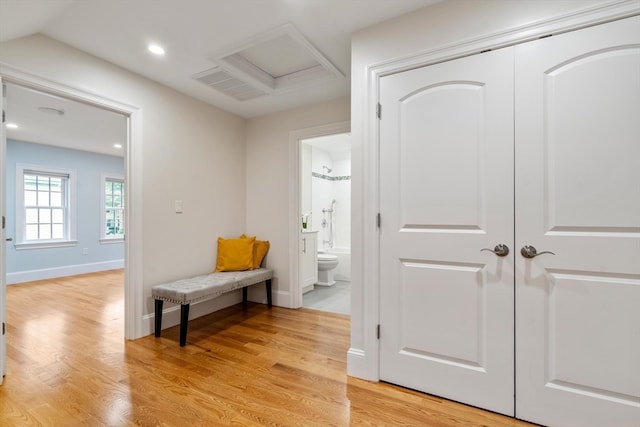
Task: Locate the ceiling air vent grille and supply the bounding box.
[192,67,266,101]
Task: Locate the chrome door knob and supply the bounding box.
[480,244,509,257]
[520,245,555,259]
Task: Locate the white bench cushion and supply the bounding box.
[152,268,273,305]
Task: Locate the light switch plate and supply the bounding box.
[175,200,183,213]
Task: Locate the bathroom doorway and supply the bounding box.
[299,132,351,314]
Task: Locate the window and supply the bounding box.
[16,165,77,249]
[101,175,125,241]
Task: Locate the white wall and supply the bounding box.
[311,146,333,247]
[349,0,617,379]
[309,146,351,252]
[0,35,247,329]
[245,97,350,306]
[331,157,351,251]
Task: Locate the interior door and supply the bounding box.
[379,48,515,415]
[515,16,640,427]
[1,78,7,385]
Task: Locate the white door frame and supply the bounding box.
[0,63,144,340]
[352,0,640,381]
[1,77,7,384]
[288,121,350,309]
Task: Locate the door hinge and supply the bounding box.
[2,322,5,335]
[376,213,381,229]
[376,103,382,120]
[2,216,5,230]
[376,324,380,339]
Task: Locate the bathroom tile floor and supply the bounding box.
[303,280,350,315]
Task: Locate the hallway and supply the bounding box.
[2,270,534,426]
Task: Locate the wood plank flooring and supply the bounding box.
[1,270,536,426]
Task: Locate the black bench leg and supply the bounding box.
[154,299,163,337]
[179,304,190,347]
[266,279,272,308]
[242,287,248,310]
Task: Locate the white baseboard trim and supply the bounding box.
[142,291,243,337]
[6,259,124,285]
[247,284,291,308]
[347,347,378,381]
[248,286,290,308]
[141,287,291,338]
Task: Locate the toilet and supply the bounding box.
[316,253,339,286]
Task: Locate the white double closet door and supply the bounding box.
[379,16,639,427]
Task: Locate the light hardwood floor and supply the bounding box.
[1,270,536,426]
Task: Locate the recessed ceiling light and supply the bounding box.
[6,123,18,129]
[113,143,123,149]
[148,44,165,55]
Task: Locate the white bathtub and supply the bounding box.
[319,247,350,282]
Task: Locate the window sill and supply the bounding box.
[15,240,78,250]
[100,237,125,244]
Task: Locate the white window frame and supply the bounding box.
[100,173,125,243]
[15,164,77,250]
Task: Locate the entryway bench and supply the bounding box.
[152,268,273,346]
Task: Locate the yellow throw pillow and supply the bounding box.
[240,234,270,269]
[215,236,255,272]
[252,240,270,269]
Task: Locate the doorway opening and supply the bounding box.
[299,132,351,315]
[288,121,349,312]
[3,82,128,360]
[0,70,144,365]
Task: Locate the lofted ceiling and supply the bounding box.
[0,0,440,118]
[0,0,439,154]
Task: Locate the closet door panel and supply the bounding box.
[379,47,515,416]
[515,15,640,427]
[546,46,640,230]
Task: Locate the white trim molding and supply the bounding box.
[370,0,640,78]
[100,172,125,241]
[351,0,640,382]
[288,121,350,309]
[144,287,290,338]
[15,163,77,247]
[6,259,124,285]
[15,240,78,250]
